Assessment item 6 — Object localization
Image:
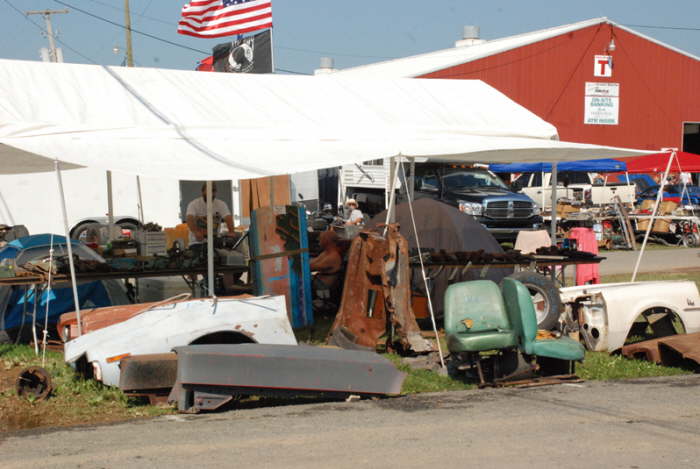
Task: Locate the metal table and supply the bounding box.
[411,255,606,287]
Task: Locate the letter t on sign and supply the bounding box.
[594,55,613,77]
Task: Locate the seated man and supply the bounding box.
[185,183,238,293]
[344,199,364,226]
[186,183,235,248]
[310,230,344,307]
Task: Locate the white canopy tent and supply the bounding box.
[0,59,650,179]
[0,58,654,348]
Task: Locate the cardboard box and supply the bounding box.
[653,219,671,233]
[640,199,655,211]
[556,203,579,218]
[659,201,678,215]
[135,231,167,256]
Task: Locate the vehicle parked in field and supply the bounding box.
[514,171,636,208]
[412,165,542,241]
[637,184,700,207]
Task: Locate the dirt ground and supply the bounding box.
[0,361,158,434]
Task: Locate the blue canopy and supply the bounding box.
[0,234,113,333]
[489,159,627,173]
[0,234,80,262]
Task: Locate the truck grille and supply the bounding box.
[484,200,534,219]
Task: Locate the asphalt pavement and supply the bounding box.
[3,374,700,468]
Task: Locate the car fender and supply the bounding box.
[561,281,700,352]
[64,295,296,387]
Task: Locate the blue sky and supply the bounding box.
[1,0,698,74]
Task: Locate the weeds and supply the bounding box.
[0,344,173,433]
[577,351,691,381]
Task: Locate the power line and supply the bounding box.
[53,0,210,55]
[275,45,396,59]
[624,24,700,32]
[53,0,312,74]
[77,0,398,60]
[4,0,98,64]
[276,68,310,75]
[83,0,172,26]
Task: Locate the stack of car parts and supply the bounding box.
[327,225,434,354]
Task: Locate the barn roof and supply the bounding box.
[337,17,700,78]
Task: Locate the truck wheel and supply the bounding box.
[503,272,562,330]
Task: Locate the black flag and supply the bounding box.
[212,29,273,74]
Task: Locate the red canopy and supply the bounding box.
[620,151,700,174]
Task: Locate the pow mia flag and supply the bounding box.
[212,29,273,74]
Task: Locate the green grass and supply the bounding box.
[0,344,173,433]
[577,351,691,381]
[601,271,700,289]
[385,354,474,394]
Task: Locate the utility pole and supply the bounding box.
[26,9,69,63]
[124,0,134,67]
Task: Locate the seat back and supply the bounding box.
[444,280,511,335]
[502,278,538,350]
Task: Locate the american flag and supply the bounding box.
[178,0,272,38]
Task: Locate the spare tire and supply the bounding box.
[503,272,562,330]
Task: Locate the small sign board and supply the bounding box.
[594,55,613,77]
[584,82,620,126]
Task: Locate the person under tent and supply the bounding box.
[344,199,364,226]
[185,182,241,294]
[309,230,344,314]
[186,182,235,246]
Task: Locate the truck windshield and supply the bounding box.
[442,170,509,190]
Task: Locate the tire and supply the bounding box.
[503,271,562,330]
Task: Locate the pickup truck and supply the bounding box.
[413,165,542,241]
[513,171,636,209]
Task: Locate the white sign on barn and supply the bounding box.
[584,82,620,126]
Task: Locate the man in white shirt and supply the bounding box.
[344,198,364,226]
[186,183,235,245]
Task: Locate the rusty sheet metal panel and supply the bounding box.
[328,225,433,354]
[119,353,178,392]
[622,332,700,367]
[169,344,407,412]
[621,338,664,363]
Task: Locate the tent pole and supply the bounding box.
[206,181,215,297]
[41,234,55,366]
[541,171,545,209]
[399,162,445,368]
[550,162,558,283]
[550,162,558,243]
[106,170,115,239]
[408,157,415,202]
[136,176,144,224]
[55,160,82,336]
[631,149,676,282]
[384,156,399,233]
[385,157,397,212]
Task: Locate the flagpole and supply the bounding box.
[269,27,275,73]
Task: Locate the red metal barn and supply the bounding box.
[341,18,700,155]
